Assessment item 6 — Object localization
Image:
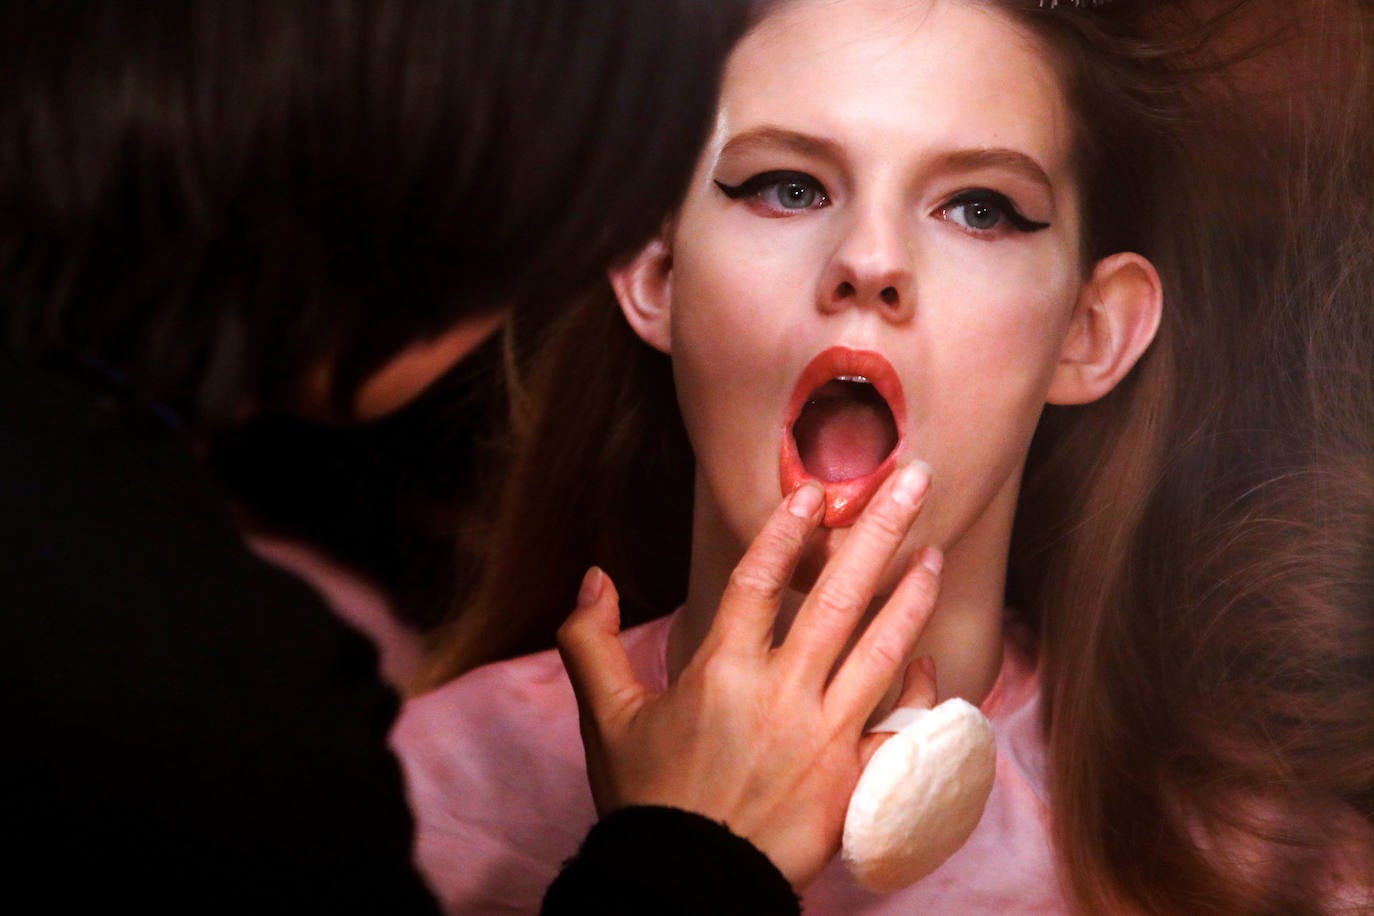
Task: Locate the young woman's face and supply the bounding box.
[656,0,1091,585]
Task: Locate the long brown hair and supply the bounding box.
[425,1,1374,911]
[415,285,691,680]
[1013,0,1374,910]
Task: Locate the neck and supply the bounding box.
[668,479,1017,711]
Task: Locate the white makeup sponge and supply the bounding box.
[842,698,997,893]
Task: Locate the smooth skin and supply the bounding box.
[560,0,1163,892]
[610,0,1159,712]
[559,464,942,888]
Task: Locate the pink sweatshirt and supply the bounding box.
[393,612,1067,914]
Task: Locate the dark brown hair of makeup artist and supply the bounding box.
[0,0,750,426]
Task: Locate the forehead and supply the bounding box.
[716,0,1074,175]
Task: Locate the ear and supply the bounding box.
[608,235,674,354]
[1047,252,1163,406]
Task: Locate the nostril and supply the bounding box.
[880,286,899,307]
[835,280,856,300]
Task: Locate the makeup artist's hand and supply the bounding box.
[556,463,942,890]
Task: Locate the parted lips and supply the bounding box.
[780,346,906,527]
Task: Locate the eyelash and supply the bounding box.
[713,171,830,215]
[938,189,1050,236]
[714,172,1051,236]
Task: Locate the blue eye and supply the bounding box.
[714,171,829,215]
[940,189,1049,235]
[772,180,819,210]
[951,199,1002,231]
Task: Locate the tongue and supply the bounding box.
[793,382,898,483]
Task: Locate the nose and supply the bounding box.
[818,204,915,322]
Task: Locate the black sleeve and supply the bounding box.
[543,806,801,915]
[0,362,440,914]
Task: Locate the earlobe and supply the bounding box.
[608,236,674,354]
[1047,252,1163,406]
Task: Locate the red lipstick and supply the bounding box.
[779,346,907,527]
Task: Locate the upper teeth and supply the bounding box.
[836,375,870,384]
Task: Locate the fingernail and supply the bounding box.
[788,482,825,518]
[576,567,604,608]
[920,546,943,576]
[917,654,937,681]
[892,461,932,508]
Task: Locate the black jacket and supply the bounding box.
[1,352,799,914]
[1,352,437,912]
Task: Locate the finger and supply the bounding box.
[824,546,942,726]
[556,568,645,727]
[895,654,939,710]
[855,656,939,769]
[704,481,825,654]
[781,462,931,683]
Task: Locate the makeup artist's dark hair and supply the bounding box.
[0,0,750,425]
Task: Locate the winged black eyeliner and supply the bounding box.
[713,170,819,200]
[713,178,749,199]
[945,189,1050,233]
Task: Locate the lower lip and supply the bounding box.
[778,348,907,528]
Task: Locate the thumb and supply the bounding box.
[556,567,645,725]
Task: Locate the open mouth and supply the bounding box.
[793,378,899,482]
[780,347,907,527]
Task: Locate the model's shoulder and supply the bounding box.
[402,609,677,719]
[399,642,573,737]
[392,630,601,881]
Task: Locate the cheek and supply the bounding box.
[906,261,1080,520]
[666,235,808,544]
[668,191,825,353]
[668,240,797,418]
[672,234,794,344]
[297,311,506,423]
[926,247,1078,385]
[924,291,1074,445]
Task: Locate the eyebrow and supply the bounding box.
[717,127,845,164]
[932,148,1054,193]
[716,128,1054,192]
